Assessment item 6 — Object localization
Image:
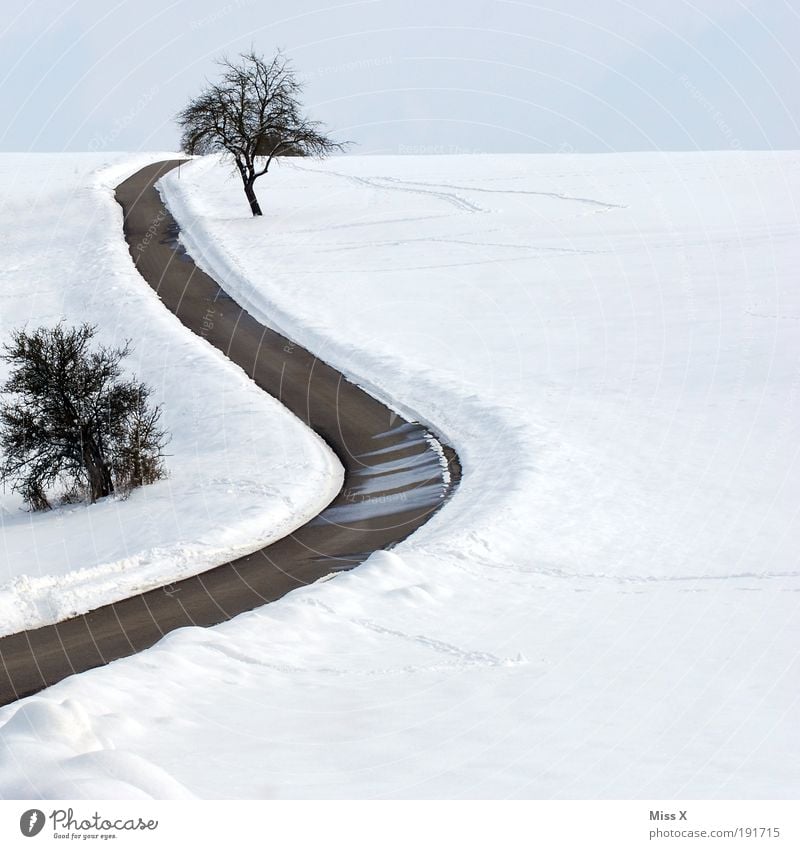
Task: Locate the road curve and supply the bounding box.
[0,159,460,706]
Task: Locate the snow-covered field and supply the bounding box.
[0,154,342,635]
[1,151,798,799]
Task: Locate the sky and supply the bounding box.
[0,0,797,153]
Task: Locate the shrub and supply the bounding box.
[0,323,168,510]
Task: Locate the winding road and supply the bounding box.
[0,159,460,706]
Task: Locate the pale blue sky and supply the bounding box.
[1,0,797,152]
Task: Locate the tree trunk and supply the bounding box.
[244,180,263,216]
[81,434,114,502]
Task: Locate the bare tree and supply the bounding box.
[177,50,348,216]
[0,324,169,510]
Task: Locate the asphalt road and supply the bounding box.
[0,159,460,706]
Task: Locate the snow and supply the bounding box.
[1,151,798,799]
[0,154,343,635]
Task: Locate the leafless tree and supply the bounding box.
[177,50,348,215]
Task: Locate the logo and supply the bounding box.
[16,807,159,838]
[19,809,45,837]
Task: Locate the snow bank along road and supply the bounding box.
[0,160,460,706]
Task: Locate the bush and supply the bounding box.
[0,323,168,510]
